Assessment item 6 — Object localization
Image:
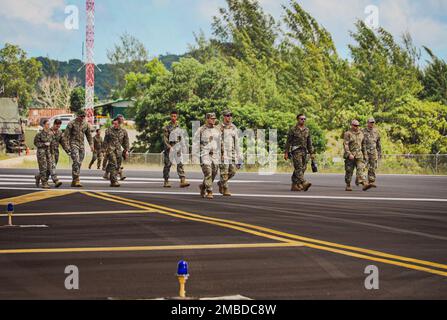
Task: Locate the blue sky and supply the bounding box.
[0,0,446,64]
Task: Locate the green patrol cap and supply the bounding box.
[351,120,360,126]
[222,110,232,117]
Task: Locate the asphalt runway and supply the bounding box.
[0,168,446,299]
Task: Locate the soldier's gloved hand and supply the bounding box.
[310,154,316,161]
[348,154,355,161]
[284,152,289,161]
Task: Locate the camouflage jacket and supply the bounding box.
[163,122,182,151]
[285,125,315,155]
[93,135,103,153]
[363,128,382,159]
[103,127,129,154]
[217,122,242,163]
[343,129,367,159]
[50,128,70,155]
[194,124,221,165]
[63,119,93,149]
[34,129,53,151]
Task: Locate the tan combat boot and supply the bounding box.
[291,184,302,192]
[41,181,50,189]
[302,182,312,192]
[206,191,214,199]
[71,179,83,188]
[199,184,206,198]
[369,181,377,188]
[54,180,62,188]
[355,177,360,186]
[345,184,353,192]
[179,177,190,188]
[110,181,121,188]
[163,180,171,188]
[362,182,373,191]
[222,187,231,197]
[217,181,224,194]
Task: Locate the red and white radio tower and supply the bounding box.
[85,0,95,125]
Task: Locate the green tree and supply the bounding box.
[70,87,85,114]
[0,43,42,110]
[420,46,447,105]
[107,32,149,90]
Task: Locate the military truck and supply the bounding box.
[0,98,27,153]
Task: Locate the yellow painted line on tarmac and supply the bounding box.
[0,242,303,255]
[0,190,76,206]
[92,192,447,277]
[84,192,300,244]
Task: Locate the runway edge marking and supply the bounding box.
[91,192,447,277]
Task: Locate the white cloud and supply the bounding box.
[0,0,66,30]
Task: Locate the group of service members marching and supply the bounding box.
[34,110,381,198]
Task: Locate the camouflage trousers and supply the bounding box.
[366,157,378,183]
[89,151,103,169]
[106,151,123,183]
[291,151,308,185]
[70,147,85,180]
[345,158,367,185]
[201,163,218,192]
[219,164,237,188]
[50,151,60,182]
[163,151,185,181]
[36,149,53,183]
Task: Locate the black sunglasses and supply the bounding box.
[225,114,233,117]
[299,118,306,121]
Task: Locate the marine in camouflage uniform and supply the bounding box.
[63,110,93,187]
[89,130,103,170]
[195,113,221,199]
[217,110,242,196]
[162,111,189,188]
[284,114,315,192]
[33,121,53,189]
[49,121,70,187]
[363,118,382,187]
[343,120,372,192]
[103,119,130,187]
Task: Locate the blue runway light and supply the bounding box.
[177,260,189,276]
[7,203,13,212]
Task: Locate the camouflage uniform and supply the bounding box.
[285,125,315,186]
[103,127,129,184]
[34,129,53,185]
[217,122,242,190]
[343,129,367,185]
[163,123,186,181]
[49,127,70,183]
[89,135,103,169]
[63,118,93,181]
[363,127,382,183]
[195,123,221,193]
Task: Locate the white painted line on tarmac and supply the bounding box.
[1,186,447,203]
[0,175,278,183]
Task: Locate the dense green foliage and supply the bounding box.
[129,0,446,154]
[0,44,42,110]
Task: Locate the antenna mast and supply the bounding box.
[85,0,95,125]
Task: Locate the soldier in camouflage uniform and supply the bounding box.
[63,110,94,187]
[162,111,190,188]
[89,129,103,170]
[195,113,221,199]
[363,118,382,188]
[284,114,316,192]
[343,120,373,192]
[33,120,53,189]
[103,118,130,187]
[50,119,70,187]
[217,110,242,196]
